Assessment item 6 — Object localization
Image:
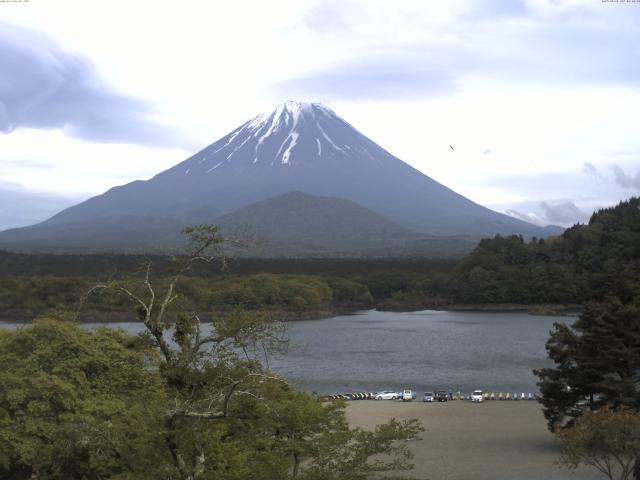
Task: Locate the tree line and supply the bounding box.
[2,198,639,319]
[445,198,640,305]
[0,226,425,480]
[529,199,640,479]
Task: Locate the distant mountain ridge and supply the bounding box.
[0,192,479,257]
[0,101,562,254]
[215,192,477,257]
[218,191,406,240]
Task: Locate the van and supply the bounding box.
[402,389,413,402]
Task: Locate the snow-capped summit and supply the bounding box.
[13,102,559,244]
[171,101,381,175]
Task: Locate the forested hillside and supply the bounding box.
[440,198,640,304]
[0,255,456,319]
[2,198,638,318]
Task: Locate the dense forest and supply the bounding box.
[443,197,640,304]
[1,198,638,319]
[0,256,454,320]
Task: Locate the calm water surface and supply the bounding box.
[0,309,571,395]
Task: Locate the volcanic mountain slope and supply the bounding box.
[0,191,479,256]
[218,191,405,239]
[214,192,476,257]
[0,101,560,253]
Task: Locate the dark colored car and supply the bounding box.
[435,390,449,402]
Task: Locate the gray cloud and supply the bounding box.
[0,21,186,146]
[502,199,594,228]
[539,201,590,225]
[303,0,359,34]
[1,158,52,169]
[488,171,594,198]
[581,162,640,190]
[0,181,88,230]
[611,164,640,189]
[487,164,637,226]
[274,51,457,101]
[582,162,601,179]
[505,208,545,226]
[282,3,640,101]
[465,0,528,20]
[512,25,640,87]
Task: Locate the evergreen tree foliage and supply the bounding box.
[535,295,640,432]
[447,197,640,305]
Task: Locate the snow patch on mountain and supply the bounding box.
[206,161,223,172]
[316,121,345,154]
[183,100,380,176]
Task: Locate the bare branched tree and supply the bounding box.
[79,224,288,479]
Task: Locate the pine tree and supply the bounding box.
[535,295,640,432]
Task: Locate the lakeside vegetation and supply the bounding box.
[0,199,638,478]
[2,198,638,321]
[0,226,424,479]
[0,258,453,320]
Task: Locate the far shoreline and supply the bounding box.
[0,303,581,324]
[377,302,581,316]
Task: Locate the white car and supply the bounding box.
[375,390,398,400]
[471,390,484,402]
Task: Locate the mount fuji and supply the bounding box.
[0,101,560,254]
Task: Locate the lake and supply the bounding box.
[0,309,570,395]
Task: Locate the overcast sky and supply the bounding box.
[1,0,639,229]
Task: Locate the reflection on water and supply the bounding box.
[0,309,570,395]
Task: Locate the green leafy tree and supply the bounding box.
[300,414,423,480]
[2,224,424,480]
[0,318,166,480]
[558,407,640,480]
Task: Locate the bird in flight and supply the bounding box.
[449,145,454,150]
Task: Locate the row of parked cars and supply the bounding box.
[425,390,538,402]
[374,390,538,402]
[375,389,475,402]
[326,390,538,402]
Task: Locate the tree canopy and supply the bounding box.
[557,407,640,480]
[0,318,166,479]
[0,225,425,479]
[535,294,640,431]
[444,197,640,305]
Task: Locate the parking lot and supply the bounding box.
[345,400,603,480]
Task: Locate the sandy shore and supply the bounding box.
[346,400,602,480]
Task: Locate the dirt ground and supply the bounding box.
[345,400,604,480]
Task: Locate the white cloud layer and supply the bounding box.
[0,21,191,147]
[1,0,639,229]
